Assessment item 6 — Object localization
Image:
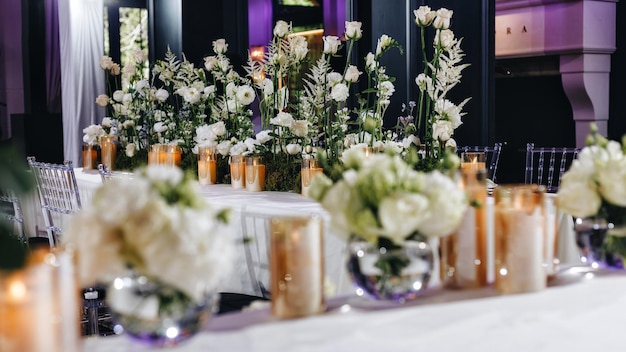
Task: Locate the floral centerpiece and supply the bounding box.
[309,147,467,300]
[557,124,626,262]
[63,165,234,344]
[402,6,470,173]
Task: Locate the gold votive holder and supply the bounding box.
[82,144,98,170]
[197,146,218,185]
[165,144,182,167]
[301,157,323,197]
[494,184,547,294]
[460,151,486,171]
[245,156,266,192]
[100,135,117,171]
[440,168,489,289]
[229,155,245,189]
[269,215,325,319]
[0,248,80,352]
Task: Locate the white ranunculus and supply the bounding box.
[379,193,430,243]
[273,20,290,38]
[255,130,272,144]
[433,8,453,29]
[286,143,302,155]
[323,36,341,55]
[345,21,362,40]
[182,87,201,104]
[236,85,256,106]
[95,94,109,107]
[212,38,228,54]
[153,122,168,133]
[414,6,436,26]
[112,90,125,102]
[270,112,294,127]
[331,83,349,102]
[344,65,362,83]
[155,88,169,102]
[291,120,308,137]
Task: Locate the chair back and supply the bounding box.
[27,156,81,247]
[98,163,133,183]
[457,142,503,182]
[0,188,27,243]
[524,143,580,193]
[240,207,272,298]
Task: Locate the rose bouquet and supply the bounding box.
[64,165,234,309]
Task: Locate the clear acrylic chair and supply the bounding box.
[27,156,109,336]
[240,207,272,299]
[457,142,503,182]
[0,188,27,244]
[98,163,133,183]
[524,143,580,193]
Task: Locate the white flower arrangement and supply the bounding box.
[557,124,626,219]
[309,148,467,245]
[64,165,235,303]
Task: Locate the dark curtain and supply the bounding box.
[45,0,62,113]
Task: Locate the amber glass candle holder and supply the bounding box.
[494,184,547,294]
[197,146,218,185]
[100,135,117,171]
[460,151,486,172]
[245,156,266,192]
[165,145,182,167]
[269,216,325,319]
[440,168,489,289]
[229,155,245,189]
[301,156,323,197]
[82,144,98,170]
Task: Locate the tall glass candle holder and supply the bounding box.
[441,168,489,289]
[245,156,265,192]
[269,216,325,319]
[460,151,486,171]
[494,184,546,294]
[301,156,323,197]
[165,145,182,167]
[148,144,165,165]
[197,146,218,185]
[229,155,245,189]
[82,144,98,170]
[100,135,117,171]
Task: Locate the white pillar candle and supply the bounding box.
[230,155,246,189]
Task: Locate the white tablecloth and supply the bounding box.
[84,268,626,352]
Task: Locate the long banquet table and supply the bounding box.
[84,267,626,351]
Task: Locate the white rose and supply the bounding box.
[206,121,224,137]
[433,8,453,29]
[291,120,308,137]
[273,20,290,38]
[216,140,232,156]
[244,137,260,152]
[597,162,626,207]
[230,141,248,155]
[286,143,302,155]
[320,181,353,240]
[125,143,136,157]
[112,90,125,102]
[327,72,343,86]
[414,6,436,27]
[435,29,455,50]
[212,38,228,54]
[99,56,113,70]
[101,117,113,128]
[323,36,341,55]
[331,83,349,102]
[133,49,146,64]
[95,94,109,107]
[109,63,121,75]
[155,88,169,102]
[379,193,430,243]
[289,35,308,61]
[419,171,467,237]
[236,85,256,106]
[204,56,217,71]
[344,65,362,83]
[557,177,602,218]
[345,21,362,40]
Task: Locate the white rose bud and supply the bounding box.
[273,20,290,38]
[212,38,228,54]
[286,143,302,155]
[344,65,362,83]
[204,56,217,71]
[414,6,436,27]
[435,29,455,50]
[211,121,227,137]
[345,21,362,40]
[433,8,453,29]
[99,56,113,70]
[323,36,341,55]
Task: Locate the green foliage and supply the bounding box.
[264,154,301,192]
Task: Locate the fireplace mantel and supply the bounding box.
[495,0,618,147]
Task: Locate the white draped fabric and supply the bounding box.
[58,0,104,164]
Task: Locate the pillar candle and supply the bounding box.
[100,136,117,171]
[245,156,265,192]
[230,155,246,189]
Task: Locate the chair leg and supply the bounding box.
[84,289,100,336]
